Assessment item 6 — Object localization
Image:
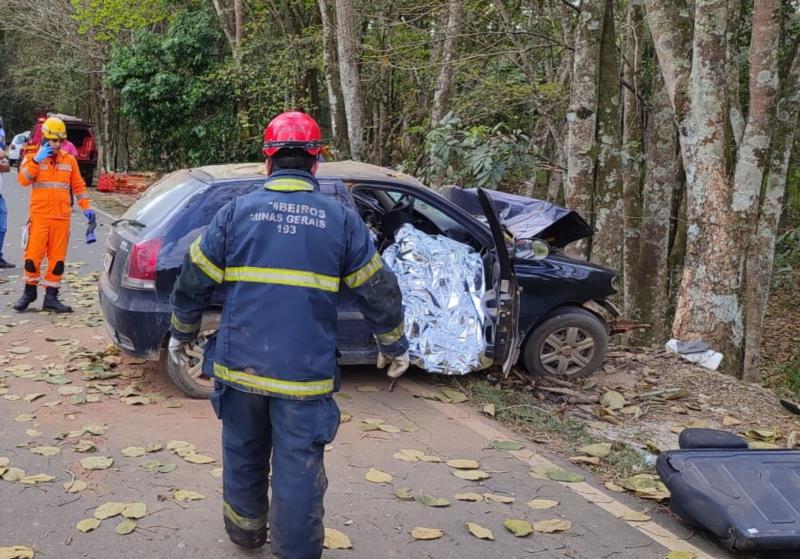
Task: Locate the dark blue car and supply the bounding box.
[99,161,618,398]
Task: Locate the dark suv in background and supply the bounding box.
[23,113,98,186]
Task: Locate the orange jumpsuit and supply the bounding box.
[18,150,91,288]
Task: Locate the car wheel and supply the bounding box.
[522,307,608,379]
[165,334,214,399]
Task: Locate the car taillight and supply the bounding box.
[121,237,162,290]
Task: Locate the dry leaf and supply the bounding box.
[577,443,612,458]
[622,474,670,501]
[356,385,382,393]
[601,390,626,410]
[377,424,401,433]
[340,412,352,423]
[483,493,514,504]
[1,468,26,482]
[483,403,496,417]
[63,480,87,493]
[393,449,425,462]
[547,469,584,482]
[77,518,101,533]
[365,468,392,483]
[666,552,696,559]
[419,494,450,507]
[0,458,8,468]
[115,519,136,535]
[14,414,35,422]
[72,440,96,453]
[22,393,45,403]
[528,498,559,509]
[466,522,493,540]
[395,488,415,501]
[441,388,468,403]
[744,427,780,442]
[0,546,34,559]
[410,527,443,540]
[569,456,600,465]
[452,469,490,481]
[183,453,215,464]
[419,454,441,463]
[446,459,480,469]
[94,502,127,519]
[145,442,163,453]
[619,510,650,522]
[323,528,352,549]
[25,430,42,438]
[454,492,483,502]
[122,503,147,519]
[20,473,55,484]
[723,416,741,426]
[504,519,533,537]
[167,440,193,451]
[174,489,205,501]
[490,439,524,451]
[81,456,113,470]
[121,447,146,458]
[605,481,625,493]
[210,467,223,478]
[533,519,572,533]
[30,446,60,457]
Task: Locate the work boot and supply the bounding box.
[13,284,37,312]
[0,258,14,269]
[224,517,268,549]
[42,287,72,313]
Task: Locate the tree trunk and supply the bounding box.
[334,0,367,160]
[742,46,800,381]
[591,0,624,276]
[564,0,604,258]
[636,72,680,340]
[646,0,743,373]
[727,0,744,144]
[430,0,463,127]
[621,1,644,316]
[317,0,348,153]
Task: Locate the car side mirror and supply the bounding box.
[514,238,550,261]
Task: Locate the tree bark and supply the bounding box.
[334,0,367,160]
[430,0,463,127]
[742,45,800,381]
[621,1,644,316]
[564,0,604,258]
[636,72,680,340]
[211,0,244,65]
[591,0,624,277]
[727,0,744,144]
[317,0,348,153]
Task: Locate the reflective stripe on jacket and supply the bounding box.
[18,151,90,219]
[169,170,408,399]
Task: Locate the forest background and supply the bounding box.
[1,0,799,386]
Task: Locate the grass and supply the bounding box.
[464,378,651,481]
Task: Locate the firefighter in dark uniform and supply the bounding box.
[168,111,409,558]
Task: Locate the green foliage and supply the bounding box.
[70,0,172,41]
[778,354,800,399]
[423,113,538,190]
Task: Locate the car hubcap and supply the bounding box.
[180,336,213,389]
[539,326,595,376]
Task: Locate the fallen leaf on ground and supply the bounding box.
[419,455,441,463]
[395,488,415,501]
[723,416,741,426]
[122,502,147,519]
[145,442,163,453]
[356,385,382,393]
[8,347,31,354]
[666,552,696,559]
[81,456,113,470]
[547,469,584,483]
[0,458,8,468]
[744,427,780,442]
[77,518,101,533]
[183,453,215,464]
[618,510,650,522]
[377,424,401,433]
[441,388,467,403]
[94,502,127,520]
[604,481,625,493]
[22,393,45,403]
[622,474,670,501]
[483,493,514,504]
[452,469,490,481]
[20,473,55,484]
[64,480,87,493]
[490,439,524,451]
[72,440,96,453]
[748,441,780,449]
[504,519,533,537]
[30,446,60,457]
[174,489,205,501]
[82,424,107,435]
[483,403,496,417]
[340,412,352,423]
[115,519,136,535]
[466,522,493,540]
[365,468,392,483]
[569,456,600,465]
[162,401,182,408]
[528,498,559,509]
[601,390,626,410]
[454,493,483,502]
[14,414,35,422]
[393,449,425,462]
[122,396,150,406]
[58,386,83,396]
[419,494,450,507]
[0,546,34,559]
[210,467,223,478]
[577,443,612,458]
[1,468,26,481]
[121,447,146,458]
[533,519,571,533]
[410,527,443,540]
[446,459,480,469]
[323,528,352,549]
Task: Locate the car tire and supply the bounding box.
[165,335,214,399]
[522,307,608,379]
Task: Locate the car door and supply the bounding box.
[477,188,521,374]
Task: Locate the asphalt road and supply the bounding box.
[0,169,746,559]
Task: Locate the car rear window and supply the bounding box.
[121,170,208,227]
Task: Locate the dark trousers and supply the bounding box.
[211,382,340,559]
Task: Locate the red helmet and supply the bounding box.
[262,111,323,157]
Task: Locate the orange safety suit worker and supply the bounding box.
[18,149,91,288]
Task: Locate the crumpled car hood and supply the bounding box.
[441,187,593,248]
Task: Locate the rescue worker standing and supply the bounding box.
[15,116,94,312]
[168,111,410,557]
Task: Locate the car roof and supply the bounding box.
[193,160,426,188]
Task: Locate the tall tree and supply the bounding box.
[334,0,366,160]
[430,0,464,127]
[211,0,245,65]
[317,0,348,152]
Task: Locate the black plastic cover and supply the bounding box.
[440,187,593,248]
[657,449,800,551]
[678,428,749,450]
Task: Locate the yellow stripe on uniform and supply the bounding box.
[375,322,405,346]
[264,178,314,192]
[171,314,201,334]
[223,501,268,531]
[224,266,339,292]
[213,363,334,397]
[344,251,383,288]
[190,237,223,283]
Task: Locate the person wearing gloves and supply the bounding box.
[15,116,94,312]
[168,111,409,558]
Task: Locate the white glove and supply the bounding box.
[168,337,192,367]
[377,352,410,379]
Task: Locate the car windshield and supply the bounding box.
[121,170,207,227]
